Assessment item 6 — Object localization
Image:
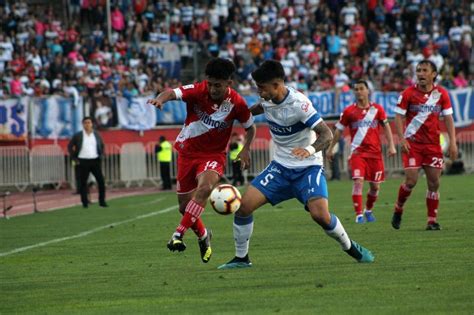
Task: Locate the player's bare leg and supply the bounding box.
[308,197,374,263]
[364,182,380,222]
[218,185,267,269]
[392,168,418,229]
[424,166,442,230]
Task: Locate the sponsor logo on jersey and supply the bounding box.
[409,104,441,113]
[194,105,229,130]
[269,124,293,134]
[182,84,194,90]
[351,119,379,129]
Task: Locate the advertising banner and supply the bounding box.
[31,96,83,139]
[0,98,28,141]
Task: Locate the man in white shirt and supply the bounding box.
[67,117,107,208]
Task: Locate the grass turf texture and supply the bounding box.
[1,175,473,314]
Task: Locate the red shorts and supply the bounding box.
[402,142,444,169]
[349,155,385,183]
[176,154,226,194]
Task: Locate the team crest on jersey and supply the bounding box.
[409,158,416,166]
[431,89,441,102]
[354,169,360,177]
[301,102,310,112]
[220,98,233,112]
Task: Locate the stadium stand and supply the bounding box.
[0,0,471,101]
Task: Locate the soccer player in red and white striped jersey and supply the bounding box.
[327,80,396,223]
[391,60,457,230]
[148,58,256,262]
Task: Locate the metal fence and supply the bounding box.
[1,133,474,191]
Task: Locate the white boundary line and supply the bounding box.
[2,198,472,258]
[0,204,178,258]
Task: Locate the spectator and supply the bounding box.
[452,71,468,88]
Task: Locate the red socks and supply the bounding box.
[176,199,205,237]
[352,181,363,215]
[352,195,363,215]
[426,191,439,223]
[395,184,412,213]
[366,190,379,211]
[191,218,206,239]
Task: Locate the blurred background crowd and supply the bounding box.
[0,0,472,102]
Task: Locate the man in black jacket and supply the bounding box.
[68,116,108,208]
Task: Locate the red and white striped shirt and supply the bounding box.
[336,103,387,159]
[395,85,452,144]
[173,81,254,157]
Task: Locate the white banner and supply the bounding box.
[0,98,28,141]
[141,42,181,78]
[116,96,157,131]
[31,96,83,139]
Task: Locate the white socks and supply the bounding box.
[233,215,254,258]
[324,214,351,250]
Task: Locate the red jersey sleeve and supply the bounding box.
[335,106,351,130]
[233,96,253,128]
[439,87,453,116]
[394,88,411,116]
[173,82,203,104]
[376,104,388,124]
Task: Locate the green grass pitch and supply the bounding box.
[1,175,473,314]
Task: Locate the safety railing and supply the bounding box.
[0,146,30,191]
[1,134,474,191]
[30,145,66,189]
[120,142,147,187]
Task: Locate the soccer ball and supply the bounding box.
[209,184,242,215]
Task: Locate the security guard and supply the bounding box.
[156,136,172,190]
[229,133,245,186]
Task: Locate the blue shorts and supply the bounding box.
[251,160,328,208]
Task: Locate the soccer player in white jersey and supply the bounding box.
[218,60,374,269]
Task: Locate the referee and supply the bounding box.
[68,117,108,208]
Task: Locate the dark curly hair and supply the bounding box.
[251,60,285,84]
[205,58,236,80]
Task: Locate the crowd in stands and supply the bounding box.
[0,0,472,103]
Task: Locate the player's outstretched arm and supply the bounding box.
[383,120,397,156]
[249,103,264,116]
[237,125,257,170]
[147,89,176,110]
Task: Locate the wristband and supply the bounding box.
[305,145,316,155]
